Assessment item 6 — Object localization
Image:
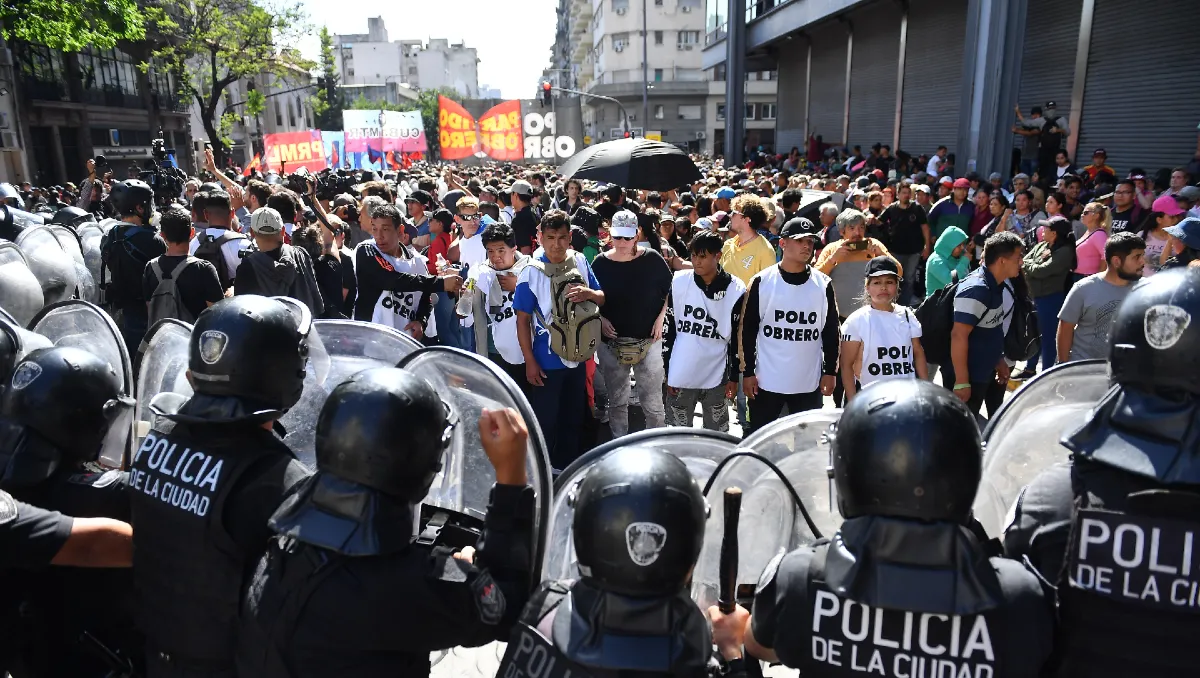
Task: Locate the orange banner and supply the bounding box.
[438,96,525,161]
[264,130,326,173]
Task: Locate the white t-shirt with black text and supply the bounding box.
[841,305,922,388]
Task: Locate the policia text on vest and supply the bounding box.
[130,432,223,517]
[1069,510,1200,610]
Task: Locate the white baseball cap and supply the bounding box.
[250,207,284,235]
[610,210,638,238]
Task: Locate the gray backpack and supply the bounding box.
[147,257,201,326]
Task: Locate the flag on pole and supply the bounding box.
[242,153,262,177]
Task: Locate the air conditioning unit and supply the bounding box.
[616,7,626,14]
[676,44,684,50]
[681,5,692,12]
[615,44,625,52]
[684,45,693,50]
[696,131,706,140]
[0,131,18,149]
[108,129,120,146]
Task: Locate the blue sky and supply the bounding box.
[297,0,559,99]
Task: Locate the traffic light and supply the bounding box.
[541,81,552,107]
[624,130,631,138]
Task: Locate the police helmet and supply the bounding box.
[188,295,311,414]
[315,367,455,500]
[0,346,122,480]
[110,179,155,219]
[572,447,708,597]
[833,379,981,523]
[51,206,94,229]
[0,183,18,204]
[1110,268,1200,396]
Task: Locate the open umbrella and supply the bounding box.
[556,137,702,191]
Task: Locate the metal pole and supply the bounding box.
[641,0,649,129]
[552,86,631,136]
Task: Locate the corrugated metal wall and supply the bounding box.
[847,1,901,152]
[807,23,848,146]
[898,0,967,157]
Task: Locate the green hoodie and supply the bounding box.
[925,226,970,295]
[582,236,602,264]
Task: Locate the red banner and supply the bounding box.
[438,96,525,161]
[264,130,327,173]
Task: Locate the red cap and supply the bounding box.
[953,178,970,189]
[872,169,884,178]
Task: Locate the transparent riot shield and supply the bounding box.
[28,300,134,468]
[0,242,44,326]
[76,223,105,299]
[16,225,78,305]
[543,428,739,583]
[46,225,96,303]
[135,319,194,447]
[692,409,843,612]
[972,359,1110,538]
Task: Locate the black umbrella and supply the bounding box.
[556,137,702,191]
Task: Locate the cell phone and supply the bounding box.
[205,142,212,150]
[846,240,868,251]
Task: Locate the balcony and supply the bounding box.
[587,78,709,99]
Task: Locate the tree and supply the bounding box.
[0,0,145,53]
[310,26,342,130]
[153,0,312,165]
[348,87,462,161]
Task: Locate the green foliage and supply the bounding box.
[346,94,407,112]
[0,0,146,53]
[245,88,266,118]
[153,0,313,164]
[310,26,343,130]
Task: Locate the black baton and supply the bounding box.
[718,486,742,614]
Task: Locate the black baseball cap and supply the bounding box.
[780,216,821,241]
[865,256,902,280]
[404,189,434,209]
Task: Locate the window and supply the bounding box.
[288,99,297,128]
[655,31,663,45]
[612,32,630,50]
[612,0,629,11]
[678,104,702,120]
[716,103,725,121]
[275,101,283,127]
[655,0,663,4]
[677,30,700,45]
[761,104,776,120]
[654,68,663,81]
[711,64,726,81]
[654,104,664,119]
[745,104,755,120]
[763,70,776,81]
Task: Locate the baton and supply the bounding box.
[717,486,742,614]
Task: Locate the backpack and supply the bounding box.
[527,252,601,363]
[194,230,245,291]
[147,257,201,326]
[1004,278,1041,361]
[100,224,155,305]
[914,270,961,366]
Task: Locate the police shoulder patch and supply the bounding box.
[1144,304,1191,350]
[625,521,668,567]
[198,330,229,365]
[10,361,41,391]
[0,489,17,526]
[470,568,506,625]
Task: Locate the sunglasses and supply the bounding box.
[458,213,481,221]
[613,235,636,241]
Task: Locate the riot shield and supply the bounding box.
[0,242,44,326]
[135,319,194,446]
[27,300,134,468]
[692,409,843,612]
[972,359,1110,538]
[47,225,96,303]
[16,225,79,305]
[543,428,739,583]
[75,224,106,306]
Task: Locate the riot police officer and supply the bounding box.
[237,367,535,677]
[716,379,1054,677]
[100,179,166,356]
[129,295,312,678]
[0,346,140,677]
[50,205,95,230]
[1004,267,1200,676]
[497,446,721,678]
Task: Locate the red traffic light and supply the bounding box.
[624,131,631,138]
[542,82,551,91]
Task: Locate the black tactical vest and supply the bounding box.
[772,544,1052,678]
[128,419,286,668]
[1056,462,1200,677]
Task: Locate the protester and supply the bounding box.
[815,208,902,322]
[927,177,974,240]
[234,207,325,318]
[878,183,930,305]
[1073,201,1112,282]
[718,194,776,287]
[1058,232,1146,362]
[508,180,538,254]
[839,257,927,401]
[143,207,224,324]
[1162,215,1200,269]
[472,221,530,389]
[1020,216,1076,374]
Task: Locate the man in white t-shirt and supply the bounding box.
[926,146,948,178]
[472,220,530,389]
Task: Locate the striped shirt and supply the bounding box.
[952,267,1006,383]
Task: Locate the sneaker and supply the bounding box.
[1010,368,1036,381]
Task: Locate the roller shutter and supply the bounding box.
[847,1,901,152]
[807,23,847,146]
[1076,0,1200,176]
[899,0,967,157]
[776,45,809,154]
[1015,0,1081,152]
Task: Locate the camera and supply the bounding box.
[283,167,313,196]
[138,130,187,206]
[93,155,108,170]
[315,168,359,202]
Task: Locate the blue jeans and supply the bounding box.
[1019,158,1038,177]
[433,292,469,350]
[528,366,588,471]
[895,253,923,307]
[1033,292,1066,371]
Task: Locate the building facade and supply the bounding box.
[334,19,480,99]
[704,0,1200,176]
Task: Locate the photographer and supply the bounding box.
[333,193,370,246]
[77,158,110,213]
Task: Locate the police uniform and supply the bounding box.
[237,367,537,677]
[101,181,167,355]
[128,296,312,677]
[497,447,716,678]
[1004,269,1200,676]
[751,380,1055,677]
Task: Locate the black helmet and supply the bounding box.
[50,206,94,229]
[199,181,222,194]
[315,367,455,500]
[1110,268,1200,396]
[572,447,708,597]
[189,295,312,414]
[110,179,154,218]
[0,346,123,483]
[833,379,981,523]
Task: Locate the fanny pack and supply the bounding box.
[609,336,654,366]
[528,253,601,363]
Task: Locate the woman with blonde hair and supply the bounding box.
[1073,201,1111,283]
